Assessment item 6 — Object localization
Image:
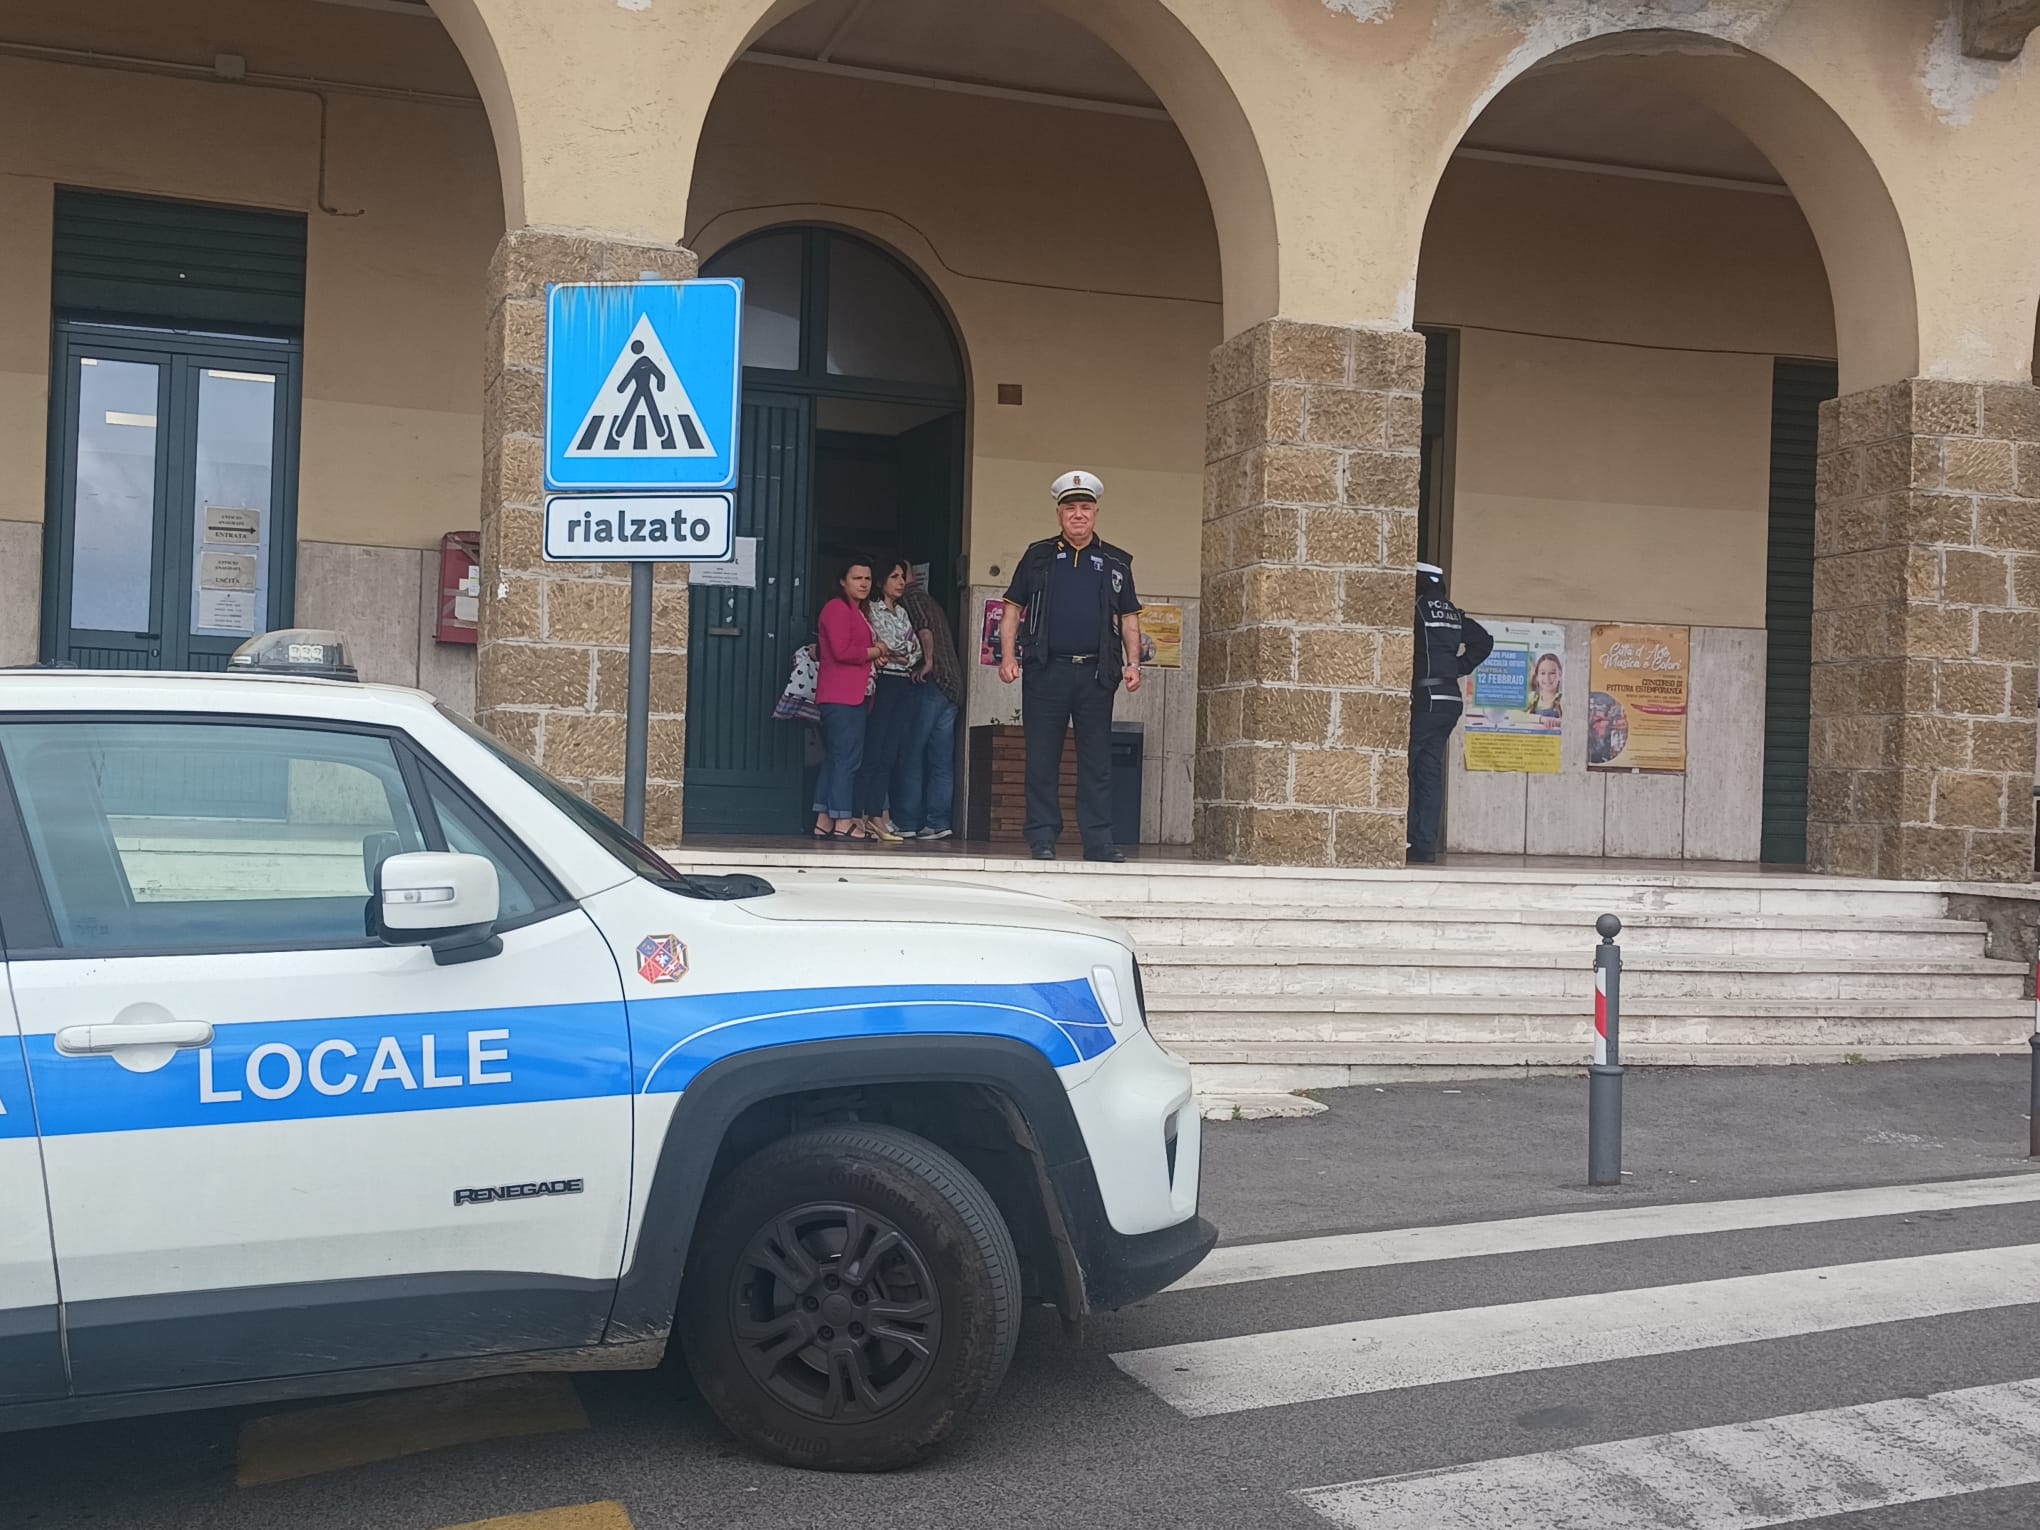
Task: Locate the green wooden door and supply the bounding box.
[1761,359,1839,864]
[683,394,815,834]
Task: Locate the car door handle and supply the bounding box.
[55,1021,214,1055]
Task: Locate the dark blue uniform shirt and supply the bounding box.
[1043,542,1111,656]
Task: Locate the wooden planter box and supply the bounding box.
[966,724,1081,842]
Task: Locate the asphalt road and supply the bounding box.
[9,1057,2040,1530]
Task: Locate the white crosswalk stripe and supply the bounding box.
[1172,1171,2040,1290]
[1295,1378,2040,1529]
[1117,1242,2040,1416]
[1108,1174,2040,1527]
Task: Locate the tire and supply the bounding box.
[678,1123,1021,1471]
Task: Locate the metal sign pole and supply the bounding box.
[2029,943,2039,1159]
[623,560,653,839]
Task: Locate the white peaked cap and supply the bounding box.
[1417,562,1444,577]
[1052,470,1105,503]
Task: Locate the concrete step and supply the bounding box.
[1102,904,1986,958]
[1184,1040,2029,1095]
[1133,946,2028,1001]
[1149,997,2031,1050]
[675,849,1960,920]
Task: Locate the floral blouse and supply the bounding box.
[867,598,923,677]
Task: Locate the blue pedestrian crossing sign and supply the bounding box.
[545,278,743,493]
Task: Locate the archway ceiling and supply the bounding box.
[752,0,1782,189]
[1466,65,1781,187]
[754,0,1162,108]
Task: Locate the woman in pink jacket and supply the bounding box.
[812,558,895,839]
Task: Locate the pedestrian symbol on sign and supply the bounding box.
[565,313,715,460]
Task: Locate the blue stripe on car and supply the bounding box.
[18,979,1114,1136]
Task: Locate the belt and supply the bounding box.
[1050,653,1099,664]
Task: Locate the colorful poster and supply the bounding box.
[1461,620,1567,774]
[1141,602,1184,668]
[1588,624,1690,773]
[979,597,1007,665]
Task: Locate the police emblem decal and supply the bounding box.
[637,934,688,983]
[1110,568,1124,593]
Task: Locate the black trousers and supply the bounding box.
[1406,697,1462,858]
[1022,662,1116,850]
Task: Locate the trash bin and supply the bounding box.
[1110,723,1143,845]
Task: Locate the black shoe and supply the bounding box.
[1031,844,1057,861]
[1084,844,1126,864]
[1407,849,1438,865]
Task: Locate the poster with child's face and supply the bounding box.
[1461,620,1567,774]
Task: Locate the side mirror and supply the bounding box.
[371,851,502,965]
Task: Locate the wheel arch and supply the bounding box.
[605,1036,1091,1342]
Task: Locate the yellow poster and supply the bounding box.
[1141,603,1184,668]
[1462,620,1567,774]
[1588,625,1689,773]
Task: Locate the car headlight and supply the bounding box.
[1091,958,1148,1031]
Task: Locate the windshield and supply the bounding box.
[439,706,680,882]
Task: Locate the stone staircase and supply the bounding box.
[672,848,2036,1097]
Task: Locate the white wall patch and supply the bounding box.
[1924,10,2016,127]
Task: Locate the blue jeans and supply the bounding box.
[892,682,958,834]
[813,702,867,820]
[855,673,915,817]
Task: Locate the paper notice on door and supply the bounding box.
[199,552,259,592]
[204,506,262,545]
[691,535,758,588]
[195,588,256,633]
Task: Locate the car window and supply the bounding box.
[437,705,679,881]
[418,771,544,923]
[0,720,424,953]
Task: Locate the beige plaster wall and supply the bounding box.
[691,62,1221,597]
[443,0,2040,388]
[0,0,500,554]
[1445,331,1780,630]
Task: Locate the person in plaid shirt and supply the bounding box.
[895,563,965,839]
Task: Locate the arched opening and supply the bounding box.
[683,226,968,835]
[1413,36,1907,867]
[683,0,1233,846]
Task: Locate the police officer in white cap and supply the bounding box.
[998,471,1143,861]
[1409,560,1492,864]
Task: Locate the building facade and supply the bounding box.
[5,0,2039,877]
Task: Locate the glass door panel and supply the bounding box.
[185,365,283,667]
[61,352,170,668]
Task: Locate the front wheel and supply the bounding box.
[678,1124,1021,1471]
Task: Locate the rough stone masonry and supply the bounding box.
[1197,318,1423,867]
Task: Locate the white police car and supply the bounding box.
[0,634,1212,1470]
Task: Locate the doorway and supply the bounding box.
[685,228,967,836]
[43,325,301,672]
[41,190,307,672]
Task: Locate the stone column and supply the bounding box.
[475,229,697,844]
[1197,320,1423,867]
[1809,380,2040,881]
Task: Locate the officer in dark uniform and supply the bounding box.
[998,471,1143,862]
[1408,560,1492,865]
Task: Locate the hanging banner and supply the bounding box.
[1461,620,1567,774]
[1588,624,1690,773]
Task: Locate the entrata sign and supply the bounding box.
[542,493,734,562]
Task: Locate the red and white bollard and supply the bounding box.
[1589,914,1623,1186]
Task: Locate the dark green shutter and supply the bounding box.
[1762,359,1838,864]
[52,189,307,333]
[1417,328,1452,566]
